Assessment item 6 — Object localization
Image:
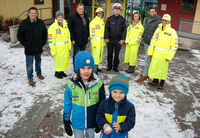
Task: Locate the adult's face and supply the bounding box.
[56,16,63,23]
[77,5,84,15]
[29,9,38,20]
[162,19,170,27]
[113,8,120,16]
[133,13,139,22]
[97,11,103,18]
[149,9,157,17]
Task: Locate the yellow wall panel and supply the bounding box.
[192,0,200,34]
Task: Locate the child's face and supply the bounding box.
[79,66,93,82]
[111,90,125,102]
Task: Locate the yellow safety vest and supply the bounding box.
[89,16,106,65]
[148,23,178,80]
[124,21,144,66]
[48,19,71,71]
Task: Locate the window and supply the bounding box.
[180,0,197,14]
[34,0,44,4]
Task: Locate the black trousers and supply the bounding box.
[73,44,86,65]
[107,39,121,69]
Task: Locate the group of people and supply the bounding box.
[17,4,178,137]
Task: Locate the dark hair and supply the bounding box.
[75,68,96,82]
[29,7,38,12]
[130,12,140,24]
[149,7,157,11]
[76,3,84,8]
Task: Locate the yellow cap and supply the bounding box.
[95,8,104,13]
[112,3,122,9]
[162,14,171,21]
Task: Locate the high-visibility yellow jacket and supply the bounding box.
[48,19,71,71]
[89,16,106,65]
[124,21,144,66]
[148,23,178,80]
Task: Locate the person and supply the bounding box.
[124,12,144,73]
[17,7,47,85]
[147,14,178,91]
[68,3,89,71]
[48,11,71,79]
[89,8,106,74]
[96,74,136,138]
[105,3,127,72]
[63,51,105,138]
[137,7,161,82]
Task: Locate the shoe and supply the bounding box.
[29,80,35,85]
[37,75,44,80]
[157,86,163,92]
[157,80,165,92]
[125,66,135,73]
[55,72,63,79]
[148,79,159,87]
[137,76,148,82]
[113,68,119,72]
[60,71,67,77]
[97,68,102,72]
[140,74,149,78]
[107,68,112,71]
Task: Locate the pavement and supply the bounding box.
[3,42,200,138]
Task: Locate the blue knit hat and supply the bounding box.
[109,74,129,95]
[75,51,95,72]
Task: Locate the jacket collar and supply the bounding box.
[95,16,102,21]
[26,16,39,23]
[159,23,171,31]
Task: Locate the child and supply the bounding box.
[63,51,105,138]
[96,74,136,138]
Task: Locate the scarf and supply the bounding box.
[79,13,86,26]
[132,20,139,28]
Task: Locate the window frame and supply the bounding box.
[180,0,197,14]
[34,0,44,5]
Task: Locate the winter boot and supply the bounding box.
[137,74,148,82]
[157,80,165,92]
[37,75,44,80]
[28,80,35,85]
[55,71,63,79]
[60,71,67,77]
[125,66,135,73]
[148,79,159,87]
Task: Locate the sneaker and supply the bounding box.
[97,68,102,72]
[37,75,44,80]
[29,80,35,85]
[60,71,67,77]
[55,72,63,79]
[107,68,112,71]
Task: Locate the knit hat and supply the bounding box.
[75,51,95,72]
[109,74,129,95]
[55,10,64,18]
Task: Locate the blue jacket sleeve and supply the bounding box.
[96,100,109,130]
[119,103,136,132]
[63,84,72,121]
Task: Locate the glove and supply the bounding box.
[63,120,73,136]
[95,126,101,133]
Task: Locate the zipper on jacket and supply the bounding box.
[79,82,87,129]
[88,91,90,105]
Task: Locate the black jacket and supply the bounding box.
[143,14,162,45]
[17,16,47,55]
[68,12,89,45]
[104,15,127,40]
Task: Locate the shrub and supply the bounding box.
[5,17,21,26]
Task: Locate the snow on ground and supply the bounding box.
[0,36,200,138]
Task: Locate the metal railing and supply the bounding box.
[13,7,52,26]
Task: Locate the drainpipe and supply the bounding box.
[60,0,65,17]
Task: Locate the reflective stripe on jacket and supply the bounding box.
[124,21,144,66]
[48,19,71,71]
[148,23,178,80]
[89,16,106,65]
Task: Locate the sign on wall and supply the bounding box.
[161,4,167,11]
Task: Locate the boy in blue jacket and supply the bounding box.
[96,74,136,138]
[63,51,105,138]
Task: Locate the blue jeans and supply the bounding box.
[73,44,86,65]
[143,43,151,76]
[73,127,95,138]
[26,54,41,80]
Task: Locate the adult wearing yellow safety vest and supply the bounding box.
[89,8,106,74]
[124,12,144,73]
[148,14,178,91]
[48,11,71,79]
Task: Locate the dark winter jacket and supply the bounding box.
[68,12,89,45]
[104,15,127,41]
[96,95,136,138]
[17,16,47,55]
[143,14,162,45]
